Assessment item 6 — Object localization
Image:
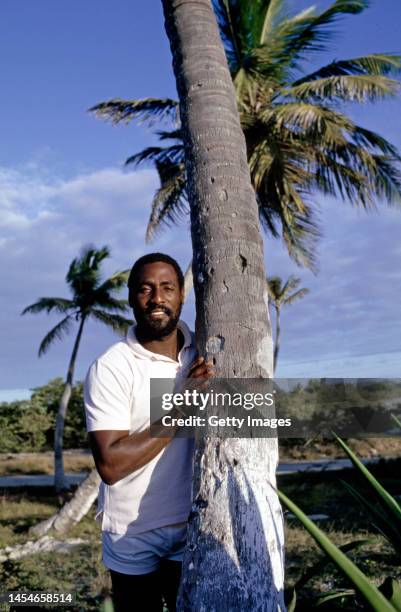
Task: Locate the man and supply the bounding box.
[84,253,213,612]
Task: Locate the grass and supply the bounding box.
[0,452,94,477]
[1,438,401,477]
[0,455,400,610]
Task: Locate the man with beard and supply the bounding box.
[84,253,213,612]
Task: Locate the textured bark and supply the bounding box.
[54,315,86,491]
[273,307,281,374]
[29,468,101,537]
[162,1,285,610]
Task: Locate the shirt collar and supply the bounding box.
[126,320,193,362]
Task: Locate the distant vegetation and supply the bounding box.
[0,379,86,453]
[1,378,400,454]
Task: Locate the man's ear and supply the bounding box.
[128,288,134,309]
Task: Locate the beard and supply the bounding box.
[133,303,183,340]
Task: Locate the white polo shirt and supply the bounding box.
[84,320,196,535]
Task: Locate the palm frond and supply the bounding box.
[89,98,179,127]
[274,0,369,63]
[260,0,285,43]
[257,102,354,145]
[146,160,188,241]
[351,125,401,158]
[89,0,400,273]
[21,298,73,316]
[156,128,183,142]
[295,54,401,85]
[95,271,130,295]
[213,0,249,73]
[267,275,309,308]
[267,276,283,301]
[286,75,399,103]
[284,287,310,305]
[91,297,129,313]
[281,275,301,295]
[66,245,110,297]
[126,144,184,168]
[90,309,132,335]
[38,316,73,357]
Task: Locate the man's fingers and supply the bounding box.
[187,356,204,376]
[190,366,215,379]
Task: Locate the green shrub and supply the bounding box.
[0,378,87,453]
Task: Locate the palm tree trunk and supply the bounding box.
[54,314,86,492]
[29,468,101,537]
[274,307,281,374]
[162,1,285,609]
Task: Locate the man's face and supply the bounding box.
[130,262,184,339]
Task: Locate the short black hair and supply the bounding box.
[128,253,184,290]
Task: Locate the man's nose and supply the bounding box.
[151,287,164,303]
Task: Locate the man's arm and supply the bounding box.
[88,356,214,486]
[88,427,176,485]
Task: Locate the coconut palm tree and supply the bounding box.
[267,275,309,372]
[22,245,131,492]
[91,0,401,270]
[159,0,285,608]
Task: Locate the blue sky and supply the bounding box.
[1,0,401,398]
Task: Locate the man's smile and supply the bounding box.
[148,309,168,318]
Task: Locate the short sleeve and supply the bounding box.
[84,357,133,432]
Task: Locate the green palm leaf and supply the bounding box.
[21,298,73,316]
[146,160,187,241]
[89,97,179,126]
[295,54,401,84]
[274,0,369,63]
[287,75,399,103]
[95,271,130,295]
[38,316,73,356]
[90,309,132,334]
[91,0,401,270]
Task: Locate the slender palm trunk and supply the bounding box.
[30,468,101,537]
[162,1,285,609]
[54,314,86,492]
[274,306,281,374]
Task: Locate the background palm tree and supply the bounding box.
[22,245,131,492]
[267,275,309,372]
[91,0,401,270]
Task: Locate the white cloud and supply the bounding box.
[0,162,193,388]
[0,161,400,388]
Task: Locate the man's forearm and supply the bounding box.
[90,411,180,485]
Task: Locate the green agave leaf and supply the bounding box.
[391,413,401,429]
[315,589,355,607]
[295,537,377,589]
[334,434,401,525]
[278,489,397,612]
[341,480,401,555]
[379,578,401,612]
[285,586,297,612]
[101,597,114,612]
